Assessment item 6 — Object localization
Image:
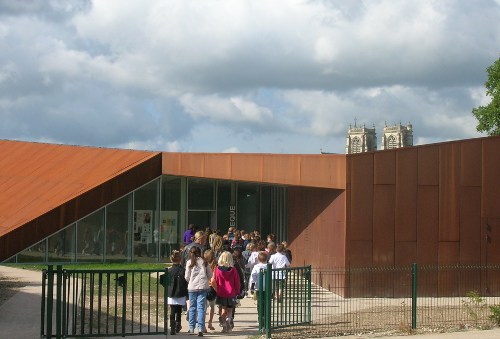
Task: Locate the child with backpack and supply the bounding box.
[167,250,188,335]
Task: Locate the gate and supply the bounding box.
[41,265,169,338]
[258,264,312,338]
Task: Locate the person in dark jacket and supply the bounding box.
[230,248,246,327]
[167,250,188,335]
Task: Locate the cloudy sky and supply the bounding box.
[0,0,499,154]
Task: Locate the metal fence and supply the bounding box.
[41,265,168,338]
[257,265,312,338]
[268,264,500,338]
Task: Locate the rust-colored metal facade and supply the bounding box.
[162,152,346,189]
[286,136,500,297]
[0,140,162,261]
[1,135,499,287]
[346,136,499,268]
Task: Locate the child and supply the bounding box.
[213,251,240,333]
[250,251,268,329]
[185,246,211,336]
[167,250,188,335]
[269,243,290,302]
[204,249,217,331]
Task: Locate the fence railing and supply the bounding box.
[267,264,500,338]
[258,265,312,338]
[41,265,168,338]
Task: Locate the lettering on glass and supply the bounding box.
[229,205,236,227]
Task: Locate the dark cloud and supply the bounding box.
[0,0,90,20]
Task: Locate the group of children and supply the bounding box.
[166,226,292,336]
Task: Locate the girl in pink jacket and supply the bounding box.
[213,251,240,333]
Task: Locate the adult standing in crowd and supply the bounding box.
[183,224,196,245]
[182,231,206,266]
[185,246,212,336]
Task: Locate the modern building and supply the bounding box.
[1,136,499,296]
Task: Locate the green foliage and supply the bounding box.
[462,290,486,325]
[490,304,500,326]
[472,56,500,136]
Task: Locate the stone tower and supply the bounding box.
[380,122,413,150]
[345,121,377,154]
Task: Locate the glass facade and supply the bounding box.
[160,176,183,258]
[106,195,131,262]
[133,180,159,262]
[47,224,75,262]
[5,175,288,264]
[237,183,258,231]
[216,182,232,231]
[76,209,105,262]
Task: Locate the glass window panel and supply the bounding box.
[76,209,105,262]
[260,186,272,236]
[106,194,131,262]
[162,176,181,211]
[217,182,232,233]
[160,176,181,257]
[17,239,47,263]
[134,179,159,262]
[188,211,214,231]
[48,224,75,263]
[188,178,214,210]
[237,183,258,231]
[3,256,16,264]
[352,137,361,153]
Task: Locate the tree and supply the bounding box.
[472,56,500,136]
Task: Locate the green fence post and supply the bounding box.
[258,269,263,333]
[412,263,417,329]
[62,269,67,337]
[122,272,127,337]
[265,263,272,339]
[167,267,171,337]
[56,265,62,339]
[46,265,54,339]
[307,265,312,324]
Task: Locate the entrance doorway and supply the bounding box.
[188,211,216,230]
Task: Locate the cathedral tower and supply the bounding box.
[345,121,377,154]
[380,122,413,150]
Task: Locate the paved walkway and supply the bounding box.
[1,265,500,339]
[0,265,259,338]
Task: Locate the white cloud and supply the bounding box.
[0,0,497,154]
[179,94,273,125]
[222,147,240,153]
[469,86,491,107]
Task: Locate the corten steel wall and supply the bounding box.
[345,136,500,297]
[162,152,346,189]
[288,186,348,296]
[0,153,163,262]
[164,152,350,296]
